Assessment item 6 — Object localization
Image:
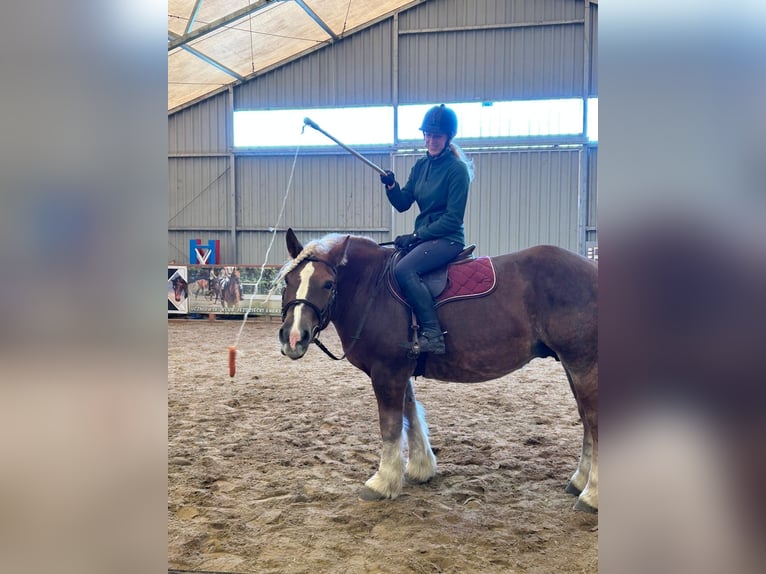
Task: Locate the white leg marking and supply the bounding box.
[288,263,314,349]
[405,401,437,482]
[365,439,404,499]
[578,445,598,510]
[569,427,593,493]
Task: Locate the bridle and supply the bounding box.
[281,252,386,361]
[280,256,338,335]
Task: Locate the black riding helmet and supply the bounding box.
[420,104,458,142]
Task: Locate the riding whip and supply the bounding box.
[303,117,387,176]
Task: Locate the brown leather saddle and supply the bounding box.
[387,245,498,308]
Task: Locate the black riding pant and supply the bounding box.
[395,238,463,331]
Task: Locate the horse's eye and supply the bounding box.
[323,280,334,290]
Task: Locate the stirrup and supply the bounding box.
[402,333,445,357]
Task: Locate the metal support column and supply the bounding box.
[228,86,238,263]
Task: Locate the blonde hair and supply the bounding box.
[449,142,475,182]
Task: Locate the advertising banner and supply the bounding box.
[185,265,283,316]
[168,266,189,314]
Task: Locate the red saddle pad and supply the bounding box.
[435,256,497,307]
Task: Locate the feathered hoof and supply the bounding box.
[573,498,598,514]
[564,481,582,496]
[357,486,387,502]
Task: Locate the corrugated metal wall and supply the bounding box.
[391,149,580,256]
[236,154,390,231]
[234,153,393,263]
[398,26,584,102]
[469,149,581,254]
[401,0,583,28]
[168,0,597,266]
[398,0,586,102]
[587,145,597,250]
[235,26,394,108]
[168,156,230,229]
[168,92,229,154]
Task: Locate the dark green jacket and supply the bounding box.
[386,149,470,245]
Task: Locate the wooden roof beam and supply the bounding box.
[169,0,277,51]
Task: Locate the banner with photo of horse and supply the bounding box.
[168,266,189,314]
[185,265,283,316]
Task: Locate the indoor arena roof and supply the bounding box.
[168,0,423,113]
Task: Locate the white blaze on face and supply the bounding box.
[288,262,315,350]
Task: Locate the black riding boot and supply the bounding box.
[398,274,446,355]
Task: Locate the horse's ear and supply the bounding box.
[286,228,303,259]
[337,234,352,267]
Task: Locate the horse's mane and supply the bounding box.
[275,233,351,283]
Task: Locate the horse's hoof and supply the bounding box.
[565,481,582,496]
[357,486,387,502]
[573,498,598,514]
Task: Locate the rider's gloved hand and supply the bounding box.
[394,233,419,250]
[380,170,396,187]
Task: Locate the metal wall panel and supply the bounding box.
[236,153,390,230]
[236,231,296,268]
[168,147,586,264]
[234,25,393,109]
[398,0,585,102]
[168,92,230,154]
[232,152,394,264]
[236,230,393,267]
[169,146,589,264]
[391,148,580,257]
[471,150,580,255]
[587,145,597,243]
[399,0,583,29]
[589,2,598,95]
[398,26,584,102]
[168,157,232,229]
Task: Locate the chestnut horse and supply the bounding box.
[278,229,598,512]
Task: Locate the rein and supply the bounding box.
[313,273,381,361]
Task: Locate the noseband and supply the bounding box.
[281,257,337,335]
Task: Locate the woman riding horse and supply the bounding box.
[379,104,474,355]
